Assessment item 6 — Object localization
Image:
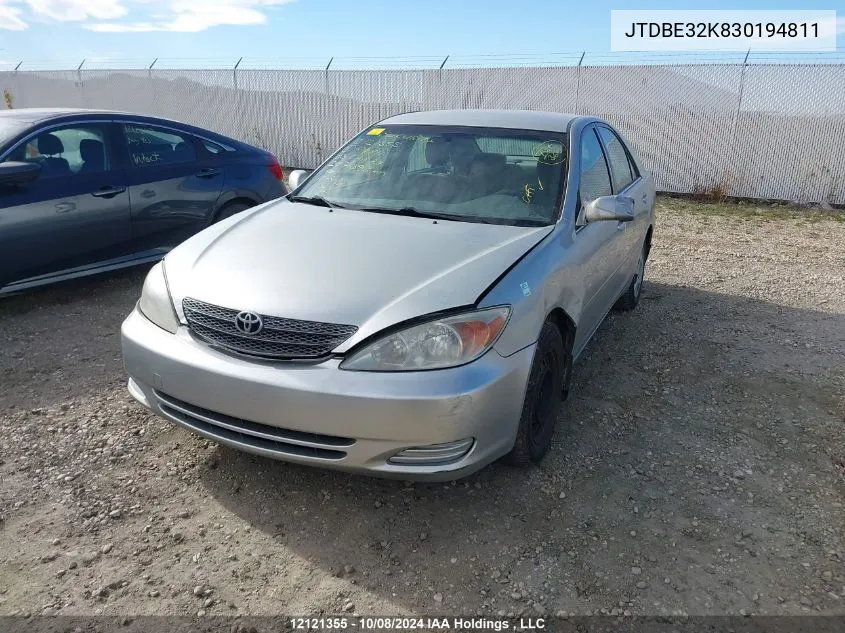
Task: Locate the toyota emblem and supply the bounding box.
[234,311,263,335]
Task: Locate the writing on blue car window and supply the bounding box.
[124,124,197,167]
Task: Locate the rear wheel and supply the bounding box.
[614,242,647,311]
[215,201,252,223]
[506,321,570,466]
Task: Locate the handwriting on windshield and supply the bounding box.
[532,141,565,165]
[521,177,546,204]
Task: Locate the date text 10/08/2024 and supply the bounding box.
[289,616,547,631]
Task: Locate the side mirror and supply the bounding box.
[584,195,635,223]
[0,161,42,187]
[287,169,312,190]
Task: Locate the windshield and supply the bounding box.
[0,119,28,150]
[294,125,568,226]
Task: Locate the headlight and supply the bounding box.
[340,307,510,371]
[138,261,179,334]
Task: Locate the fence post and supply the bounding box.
[7,61,23,109]
[234,57,243,91]
[438,55,449,109]
[735,48,751,114]
[574,51,585,114]
[725,48,751,195]
[77,59,86,105]
[325,57,333,94]
[148,58,158,115]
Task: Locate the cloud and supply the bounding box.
[25,0,126,21]
[0,2,27,29]
[0,0,293,31]
[89,0,292,32]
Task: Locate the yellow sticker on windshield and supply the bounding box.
[367,128,385,136]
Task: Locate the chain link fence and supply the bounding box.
[1,54,844,203]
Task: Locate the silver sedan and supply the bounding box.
[121,109,655,480]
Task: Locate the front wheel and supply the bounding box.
[614,243,647,311]
[505,321,571,466]
[215,201,252,223]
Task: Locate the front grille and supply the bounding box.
[182,297,358,360]
[155,390,354,461]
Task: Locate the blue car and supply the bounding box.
[0,108,287,294]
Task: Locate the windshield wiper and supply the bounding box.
[288,195,347,209]
[356,206,471,222]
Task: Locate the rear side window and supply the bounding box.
[579,128,612,204]
[124,124,197,167]
[597,127,634,193]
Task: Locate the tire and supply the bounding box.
[505,321,570,467]
[614,241,647,312]
[215,201,252,223]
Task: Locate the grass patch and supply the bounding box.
[656,194,845,223]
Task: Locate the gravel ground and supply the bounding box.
[0,196,843,618]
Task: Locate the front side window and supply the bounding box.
[597,127,634,193]
[3,124,110,178]
[124,124,197,167]
[579,128,612,205]
[294,125,567,226]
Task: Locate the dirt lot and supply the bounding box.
[0,196,843,618]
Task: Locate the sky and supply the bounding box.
[0,0,843,68]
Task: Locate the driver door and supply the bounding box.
[0,121,131,289]
[571,125,625,351]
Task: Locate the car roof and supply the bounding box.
[378,109,580,133]
[0,107,249,148]
[0,107,192,128]
[0,108,119,124]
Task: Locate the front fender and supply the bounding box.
[480,231,583,358]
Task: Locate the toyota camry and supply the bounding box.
[121,109,654,480]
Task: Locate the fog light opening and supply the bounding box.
[388,438,474,466]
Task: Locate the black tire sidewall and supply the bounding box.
[507,321,568,465]
[615,243,647,311]
[215,202,250,223]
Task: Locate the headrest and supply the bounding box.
[38,133,64,155]
[425,138,450,167]
[80,139,104,162]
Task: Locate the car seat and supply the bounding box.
[79,139,106,174]
[36,133,71,178]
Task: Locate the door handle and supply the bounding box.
[616,221,626,231]
[55,202,75,214]
[91,186,126,199]
[140,189,156,199]
[196,168,220,178]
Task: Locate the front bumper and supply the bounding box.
[121,308,535,480]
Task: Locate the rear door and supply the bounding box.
[120,122,223,250]
[0,120,131,288]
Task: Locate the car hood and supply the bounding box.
[165,199,552,351]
